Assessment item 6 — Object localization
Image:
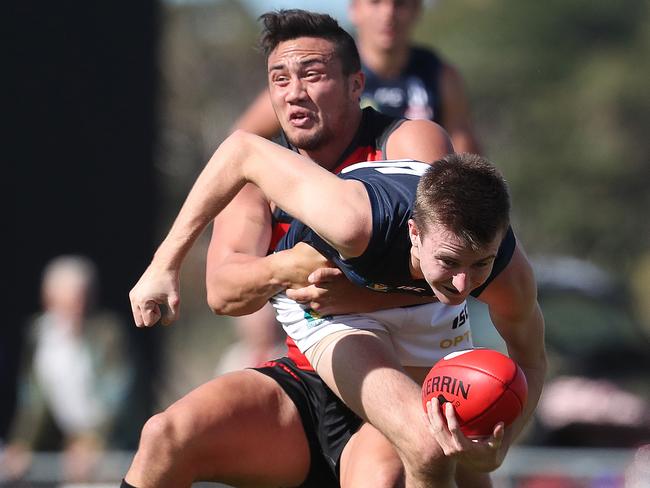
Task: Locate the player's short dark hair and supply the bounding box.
[413,153,511,249]
[258,9,361,75]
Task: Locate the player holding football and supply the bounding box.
[124,10,546,488]
[128,139,546,488]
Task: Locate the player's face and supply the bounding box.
[349,0,421,52]
[267,37,362,151]
[408,220,504,305]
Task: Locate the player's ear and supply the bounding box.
[408,219,420,246]
[350,71,365,100]
[408,220,421,259]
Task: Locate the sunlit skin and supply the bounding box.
[267,37,364,167]
[408,220,505,305]
[350,0,421,56]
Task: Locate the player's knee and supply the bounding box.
[368,461,405,488]
[138,411,186,461]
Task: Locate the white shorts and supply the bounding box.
[270,293,473,367]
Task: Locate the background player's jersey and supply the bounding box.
[276,160,516,297]
[360,47,444,123]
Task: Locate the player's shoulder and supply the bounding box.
[386,118,453,160]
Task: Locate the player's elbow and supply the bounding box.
[331,196,372,258]
[206,288,258,317]
[207,288,229,316]
[217,130,252,160]
[336,229,369,259]
[206,285,238,316]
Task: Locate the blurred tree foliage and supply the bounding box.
[158,0,263,218]
[415,0,650,276]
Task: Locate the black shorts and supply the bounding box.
[254,357,363,488]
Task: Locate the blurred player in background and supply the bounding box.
[235,0,481,154]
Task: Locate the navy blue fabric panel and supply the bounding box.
[361,46,443,124]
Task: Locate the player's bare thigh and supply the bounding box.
[306,329,425,446]
[129,369,310,487]
[311,332,427,488]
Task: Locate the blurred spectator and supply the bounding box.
[1,255,133,483]
[214,303,286,376]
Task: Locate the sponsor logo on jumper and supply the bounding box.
[367,283,390,292]
[440,330,471,349]
[452,304,468,329]
[303,308,331,328]
[396,285,428,293]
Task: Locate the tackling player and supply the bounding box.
[128,134,546,488]
[123,10,546,488]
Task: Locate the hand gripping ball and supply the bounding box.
[421,348,527,437]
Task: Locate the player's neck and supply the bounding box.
[297,109,363,171]
[359,42,410,79]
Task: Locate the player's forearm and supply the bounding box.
[151,134,252,272]
[500,357,545,455]
[503,309,547,444]
[483,285,546,450]
[206,253,288,316]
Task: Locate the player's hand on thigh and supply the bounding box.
[426,398,506,472]
[129,265,180,327]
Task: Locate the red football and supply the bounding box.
[421,348,527,437]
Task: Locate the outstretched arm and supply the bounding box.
[130,131,372,326]
[476,242,547,462]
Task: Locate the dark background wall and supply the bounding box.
[6,1,161,447]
